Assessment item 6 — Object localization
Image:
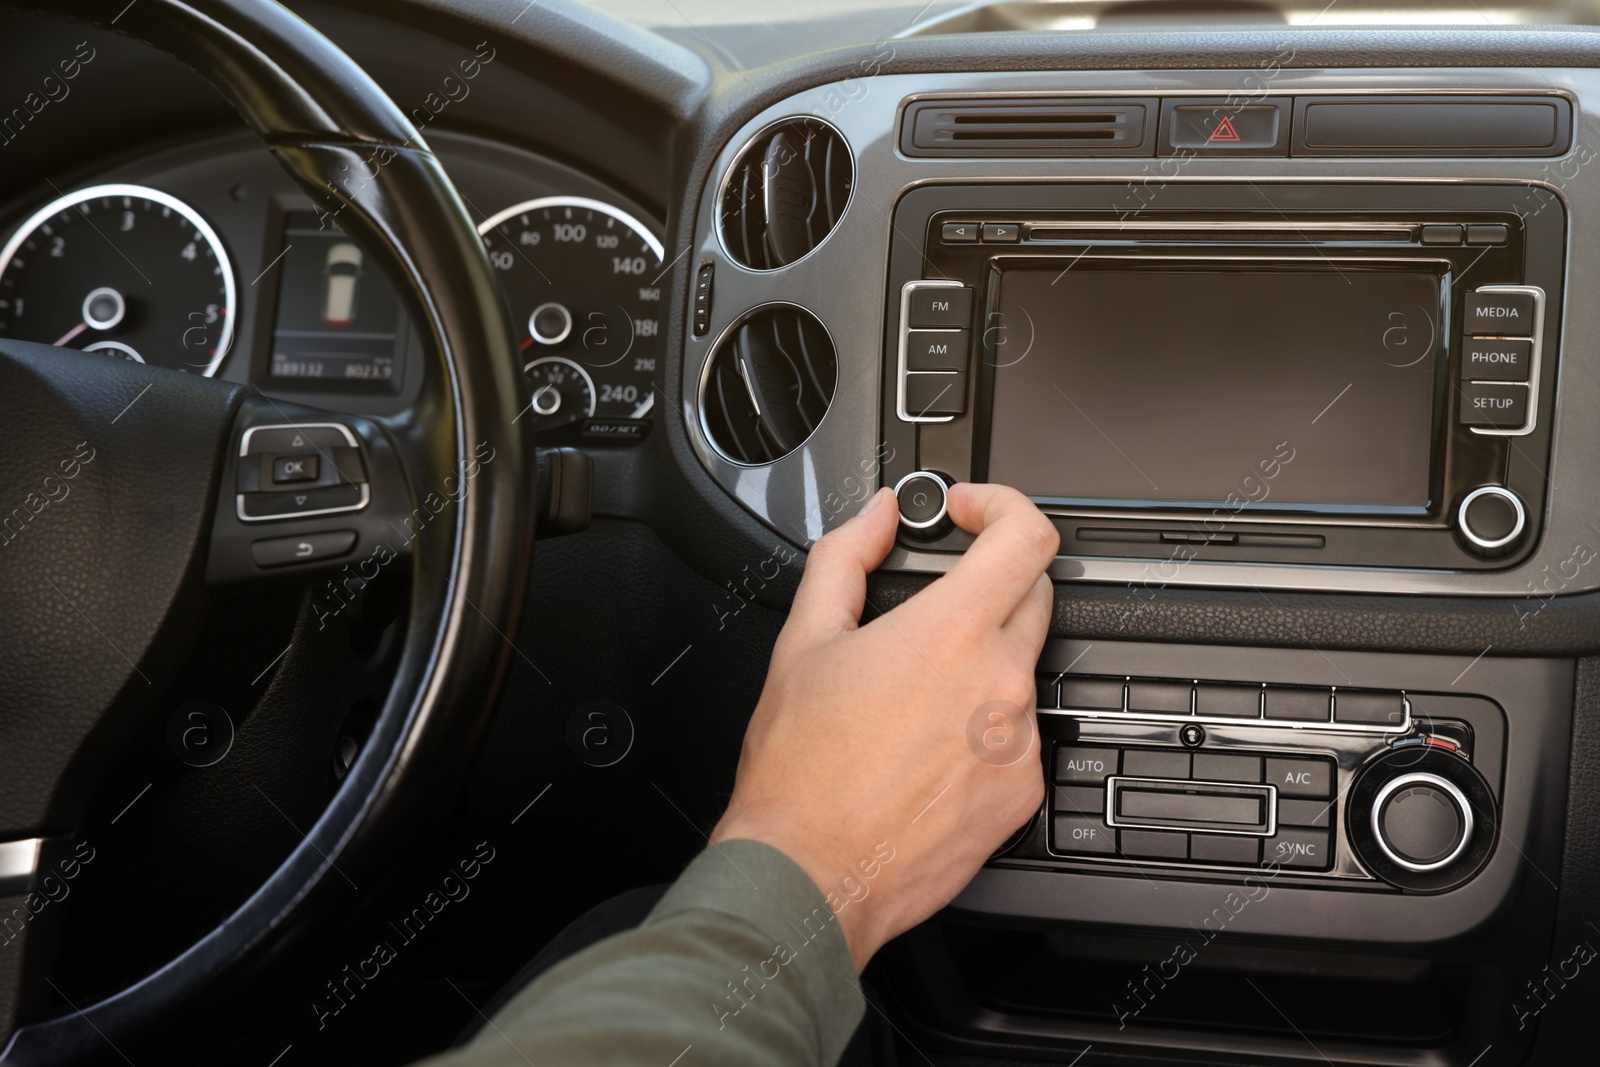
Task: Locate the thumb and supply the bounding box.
[785,488,899,644]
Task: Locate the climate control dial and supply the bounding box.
[1347,745,1496,893]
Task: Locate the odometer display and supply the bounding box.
[0,184,236,375]
[478,196,663,438]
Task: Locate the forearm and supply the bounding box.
[424,840,865,1067]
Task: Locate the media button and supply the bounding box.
[1461,338,1532,382]
[907,286,973,329]
[1464,290,1536,335]
[940,222,979,243]
[980,223,1020,243]
[905,329,970,371]
[1459,382,1528,429]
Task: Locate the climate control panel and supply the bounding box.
[1001,672,1502,894]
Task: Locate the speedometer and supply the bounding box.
[477,196,664,438]
[0,184,236,374]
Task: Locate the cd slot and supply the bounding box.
[1076,527,1326,549]
[1026,223,1413,243]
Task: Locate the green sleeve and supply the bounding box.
[422,839,866,1067]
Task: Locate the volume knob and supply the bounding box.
[894,470,952,539]
[1456,486,1526,557]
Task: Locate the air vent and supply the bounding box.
[701,305,837,465]
[719,118,853,270]
[903,98,1153,157]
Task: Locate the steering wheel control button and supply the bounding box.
[1053,815,1116,856]
[1264,685,1333,722]
[166,700,235,768]
[1053,745,1117,786]
[250,529,358,569]
[1373,773,1472,872]
[906,285,973,329]
[271,454,320,484]
[1263,827,1332,869]
[1461,337,1532,382]
[242,423,357,456]
[1334,689,1408,727]
[1457,486,1527,555]
[1458,382,1528,428]
[237,422,372,522]
[1464,289,1536,334]
[1267,757,1334,799]
[240,483,367,520]
[1347,747,1496,892]
[894,470,951,536]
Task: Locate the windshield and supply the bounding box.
[587,0,1600,68]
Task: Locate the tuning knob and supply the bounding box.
[1456,486,1526,557]
[1347,746,1496,892]
[894,470,953,539]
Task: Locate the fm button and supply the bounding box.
[894,470,952,539]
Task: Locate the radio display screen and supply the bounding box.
[985,266,1443,512]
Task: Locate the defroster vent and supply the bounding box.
[701,305,837,465]
[718,118,853,270]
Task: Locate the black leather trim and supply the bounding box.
[0,1,530,1062]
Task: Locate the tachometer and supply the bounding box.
[478,196,664,437]
[0,184,236,374]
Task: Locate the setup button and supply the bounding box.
[1459,383,1528,429]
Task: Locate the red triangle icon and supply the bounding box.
[1207,116,1242,143]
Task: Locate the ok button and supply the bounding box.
[272,454,321,484]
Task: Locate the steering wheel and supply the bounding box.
[0,0,529,1060]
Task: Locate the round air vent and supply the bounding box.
[719,117,853,270]
[701,304,838,465]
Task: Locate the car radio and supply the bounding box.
[879,183,1565,570]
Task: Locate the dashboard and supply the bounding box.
[4,2,1600,1066]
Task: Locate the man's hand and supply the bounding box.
[710,482,1058,971]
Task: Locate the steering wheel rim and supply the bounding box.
[0,1,530,1061]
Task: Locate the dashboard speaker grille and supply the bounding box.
[701,305,837,465]
[719,118,852,270]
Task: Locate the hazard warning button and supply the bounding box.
[1161,99,1290,155]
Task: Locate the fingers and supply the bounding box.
[932,482,1059,624]
[785,488,900,643]
[1005,572,1054,645]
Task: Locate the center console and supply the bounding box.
[881,182,1566,569]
